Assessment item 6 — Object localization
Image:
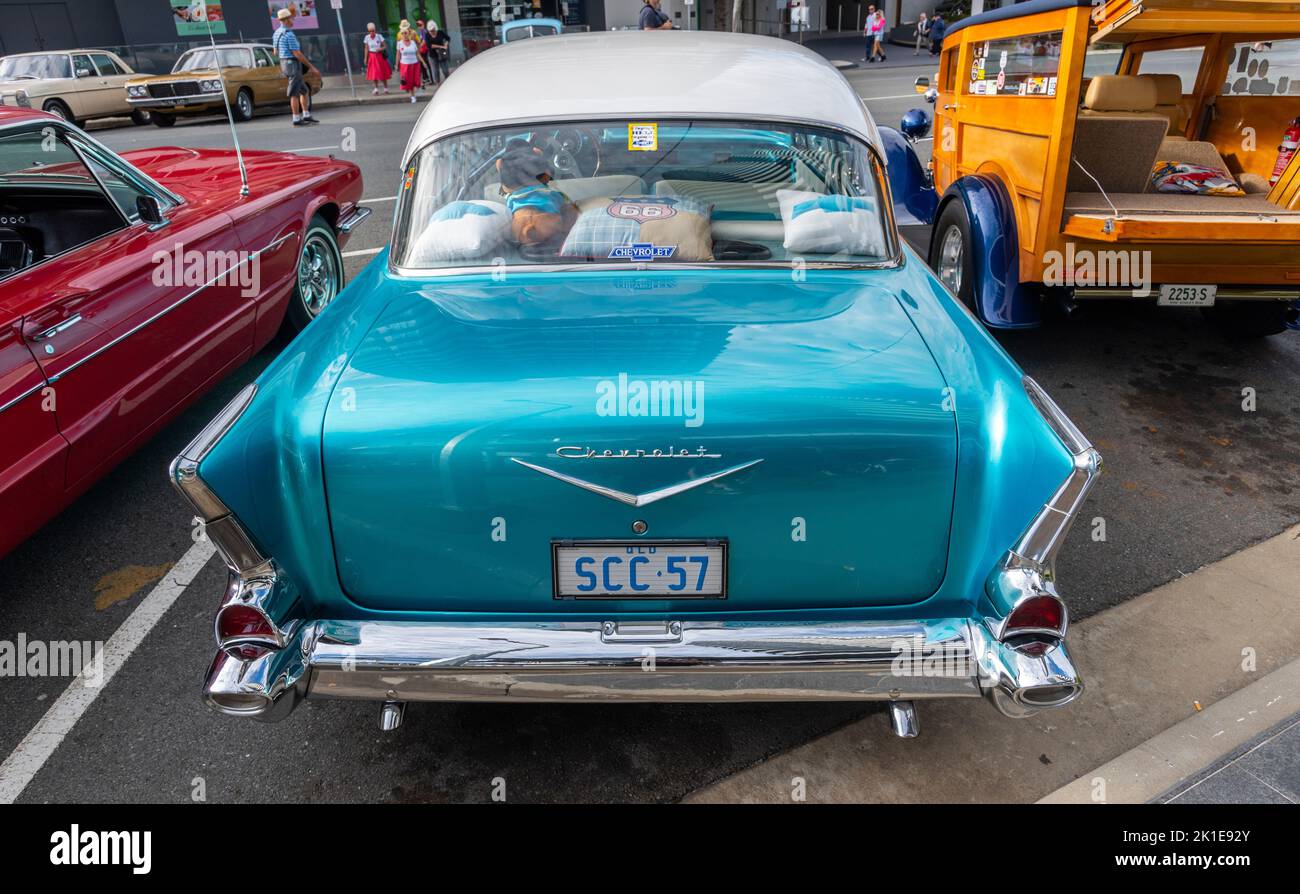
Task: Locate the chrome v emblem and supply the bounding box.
[510,458,763,507]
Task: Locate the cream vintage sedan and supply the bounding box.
[0,50,147,126]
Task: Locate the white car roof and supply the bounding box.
[401,30,881,166]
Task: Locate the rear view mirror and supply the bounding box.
[75,67,93,78]
[913,76,930,94]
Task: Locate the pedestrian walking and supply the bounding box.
[362,22,391,95]
[396,25,424,103]
[914,12,930,55]
[272,7,319,125]
[929,13,946,55]
[427,21,450,85]
[640,0,674,30]
[870,7,887,62]
[863,6,886,63]
[416,18,435,88]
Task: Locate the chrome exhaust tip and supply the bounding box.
[888,700,919,738]
[379,700,406,732]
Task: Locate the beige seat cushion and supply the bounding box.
[1143,73,1186,135]
[1068,115,1170,193]
[1155,139,1234,178]
[1080,74,1158,116]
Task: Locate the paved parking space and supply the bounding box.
[2,77,1298,803]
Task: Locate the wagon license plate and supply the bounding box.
[1158,284,1216,307]
[553,540,727,599]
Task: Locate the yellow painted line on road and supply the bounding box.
[93,562,174,611]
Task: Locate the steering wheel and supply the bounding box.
[530,127,599,180]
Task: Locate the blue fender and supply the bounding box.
[937,175,1040,329]
[878,125,938,227]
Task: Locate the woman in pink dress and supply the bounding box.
[396,27,423,102]
[362,22,391,94]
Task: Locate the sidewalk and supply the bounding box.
[310,74,437,110]
[802,33,943,70]
[685,524,1300,803]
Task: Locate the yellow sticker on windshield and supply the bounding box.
[628,123,658,152]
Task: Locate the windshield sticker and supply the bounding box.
[609,242,676,260]
[628,123,658,152]
[607,197,678,222]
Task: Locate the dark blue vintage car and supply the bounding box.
[171,31,1100,738]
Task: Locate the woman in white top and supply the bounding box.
[362,23,391,94]
[396,27,423,102]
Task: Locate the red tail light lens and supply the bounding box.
[216,604,278,660]
[1004,595,1065,635]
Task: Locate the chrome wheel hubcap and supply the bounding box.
[937,224,964,296]
[238,95,251,116]
[298,234,340,317]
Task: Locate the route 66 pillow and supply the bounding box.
[1150,161,1245,196]
[559,195,713,261]
[409,200,511,263]
[777,189,886,256]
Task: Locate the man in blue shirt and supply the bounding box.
[639,0,674,30]
[273,7,319,125]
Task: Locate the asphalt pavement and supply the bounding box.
[2,76,1299,803]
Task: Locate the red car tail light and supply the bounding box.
[216,603,280,660]
[1004,595,1065,635]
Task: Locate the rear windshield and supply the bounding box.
[392,119,892,270]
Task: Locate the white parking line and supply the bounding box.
[362,195,397,203]
[343,247,384,258]
[0,539,216,804]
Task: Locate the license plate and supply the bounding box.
[1157,284,1216,307]
[552,540,727,599]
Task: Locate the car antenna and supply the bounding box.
[201,2,250,196]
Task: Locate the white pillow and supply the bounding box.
[409,200,510,263]
[776,189,885,257]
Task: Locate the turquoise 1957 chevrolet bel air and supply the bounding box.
[170,31,1101,738]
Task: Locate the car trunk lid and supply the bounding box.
[321,272,958,614]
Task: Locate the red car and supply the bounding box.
[0,107,369,559]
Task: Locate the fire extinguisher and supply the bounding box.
[1270,118,1300,185]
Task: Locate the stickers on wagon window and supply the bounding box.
[627,122,658,152]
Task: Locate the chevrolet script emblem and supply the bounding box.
[510,458,762,507]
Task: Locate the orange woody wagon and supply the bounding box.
[892,0,1300,337]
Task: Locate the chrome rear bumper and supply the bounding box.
[203,613,1083,722]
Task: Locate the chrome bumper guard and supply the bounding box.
[203,606,1083,721]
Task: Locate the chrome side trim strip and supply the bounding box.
[47,231,293,385]
[0,380,44,416]
[511,457,763,507]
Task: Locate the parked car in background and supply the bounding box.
[894,0,1300,337]
[499,17,565,43]
[0,50,147,127]
[0,106,369,559]
[124,43,322,127]
[178,32,1099,739]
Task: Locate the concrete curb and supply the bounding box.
[1038,657,1300,804]
[684,524,1300,803]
